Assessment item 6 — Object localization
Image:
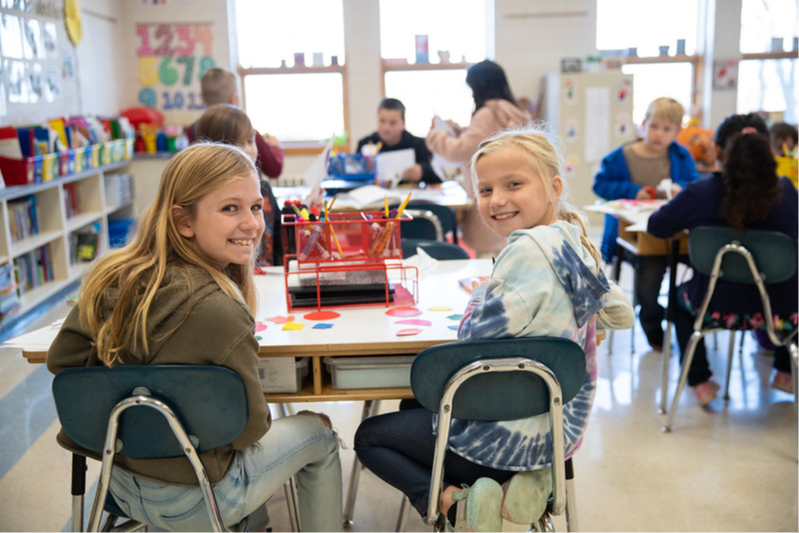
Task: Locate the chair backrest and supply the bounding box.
[689,226,797,284]
[400,209,444,241]
[406,202,456,236]
[52,365,248,458]
[411,337,586,420]
[401,239,470,261]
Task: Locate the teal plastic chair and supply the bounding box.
[52,365,274,532]
[406,202,457,242]
[401,239,469,261]
[401,209,444,241]
[401,337,586,532]
[662,227,799,432]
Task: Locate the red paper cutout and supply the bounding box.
[395,319,432,326]
[396,328,423,336]
[266,315,295,324]
[303,310,342,321]
[385,306,422,317]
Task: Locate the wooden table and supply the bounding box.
[12,259,493,404]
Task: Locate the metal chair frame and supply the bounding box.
[425,357,576,532]
[662,231,799,432]
[54,366,280,533]
[402,209,444,241]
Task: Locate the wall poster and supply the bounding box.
[135,23,216,113]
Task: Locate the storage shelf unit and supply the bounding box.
[0,161,135,337]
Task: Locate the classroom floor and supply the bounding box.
[0,258,797,532]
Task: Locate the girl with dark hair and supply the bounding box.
[648,113,798,404]
[426,60,530,257]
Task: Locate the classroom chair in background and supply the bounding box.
[51,365,287,532]
[661,227,798,433]
[401,239,469,261]
[401,209,444,241]
[406,203,458,243]
[397,337,585,532]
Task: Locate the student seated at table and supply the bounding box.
[356,97,441,185]
[593,97,701,352]
[187,67,284,179]
[46,144,343,531]
[355,126,633,532]
[769,121,797,157]
[195,103,284,267]
[648,113,798,404]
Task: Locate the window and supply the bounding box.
[235,0,346,146]
[378,0,492,137]
[737,0,798,123]
[596,0,699,124]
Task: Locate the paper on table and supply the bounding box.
[302,136,334,190]
[430,116,461,174]
[1,318,64,349]
[376,148,415,187]
[335,185,405,210]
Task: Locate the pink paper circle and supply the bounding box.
[395,319,432,326]
[396,328,423,336]
[386,306,422,317]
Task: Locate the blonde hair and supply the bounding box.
[200,68,238,106]
[644,97,685,127]
[79,143,259,366]
[470,125,611,323]
[196,104,255,146]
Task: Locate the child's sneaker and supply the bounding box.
[692,380,720,406]
[500,468,552,525]
[451,478,503,532]
[771,371,794,394]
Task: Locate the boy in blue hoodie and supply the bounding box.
[593,97,700,350]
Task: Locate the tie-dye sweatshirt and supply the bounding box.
[445,220,633,471]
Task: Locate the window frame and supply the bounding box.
[238,64,350,156]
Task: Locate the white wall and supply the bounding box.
[76,0,125,117]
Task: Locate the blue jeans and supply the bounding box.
[109,415,342,531]
[354,408,514,518]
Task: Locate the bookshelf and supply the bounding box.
[0,160,135,337]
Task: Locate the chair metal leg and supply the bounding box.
[663,332,707,432]
[283,478,301,532]
[344,400,378,525]
[71,453,86,532]
[565,483,579,532]
[723,331,737,401]
[789,342,798,415]
[739,329,745,354]
[395,495,411,532]
[660,321,673,414]
[535,513,556,532]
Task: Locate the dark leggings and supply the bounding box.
[353,408,514,518]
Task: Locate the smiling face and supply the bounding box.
[175,173,264,269]
[377,108,405,146]
[642,115,680,153]
[474,148,562,237]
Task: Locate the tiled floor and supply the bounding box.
[0,263,796,532]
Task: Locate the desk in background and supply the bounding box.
[11,259,493,404]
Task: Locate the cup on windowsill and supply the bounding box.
[659,45,670,56]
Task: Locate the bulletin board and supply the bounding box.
[135,23,216,114]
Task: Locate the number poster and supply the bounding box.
[136,23,216,113]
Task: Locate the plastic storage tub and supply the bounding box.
[258,357,310,393]
[324,356,416,390]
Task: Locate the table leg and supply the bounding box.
[660,240,680,414]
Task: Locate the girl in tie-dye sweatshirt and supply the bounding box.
[355,126,633,526]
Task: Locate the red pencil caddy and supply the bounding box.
[281,211,418,311]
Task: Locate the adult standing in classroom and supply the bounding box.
[426,60,530,257]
